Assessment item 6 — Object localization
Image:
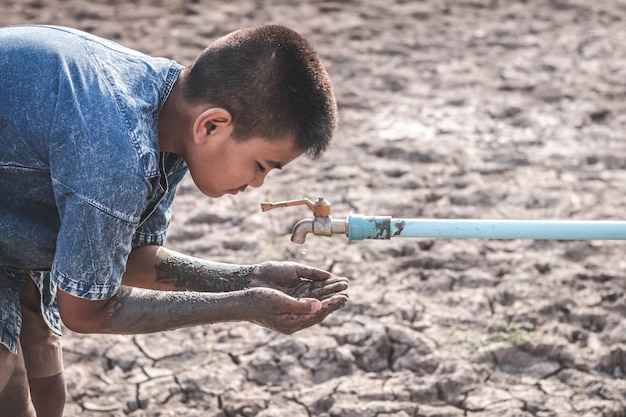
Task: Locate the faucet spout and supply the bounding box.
[291,219,314,244]
[290,216,348,244]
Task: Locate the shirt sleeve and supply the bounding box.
[51,181,140,300]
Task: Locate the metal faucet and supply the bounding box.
[260,197,347,244]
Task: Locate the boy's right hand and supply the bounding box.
[248,260,349,301]
[239,286,348,334]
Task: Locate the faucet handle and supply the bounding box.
[260,197,332,217]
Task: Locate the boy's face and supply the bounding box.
[187,132,303,198]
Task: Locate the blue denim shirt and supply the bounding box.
[0,25,188,353]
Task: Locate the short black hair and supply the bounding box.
[182,25,337,158]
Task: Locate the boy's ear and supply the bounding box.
[192,108,233,144]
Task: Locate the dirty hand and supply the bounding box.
[241,286,348,334]
[248,260,349,301]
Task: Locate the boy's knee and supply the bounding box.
[29,372,66,417]
[0,344,34,417]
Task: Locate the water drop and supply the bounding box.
[301,245,307,256]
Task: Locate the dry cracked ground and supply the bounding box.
[2,0,626,416]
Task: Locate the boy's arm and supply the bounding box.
[123,245,349,300]
[56,283,342,335]
[122,245,255,292]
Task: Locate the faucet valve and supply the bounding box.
[261,197,332,217]
[260,197,346,244]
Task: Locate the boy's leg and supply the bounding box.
[28,373,66,417]
[0,343,36,417]
[19,278,66,417]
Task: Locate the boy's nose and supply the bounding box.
[248,172,267,188]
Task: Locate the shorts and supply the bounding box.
[0,277,64,415]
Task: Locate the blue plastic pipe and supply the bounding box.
[347,214,626,241]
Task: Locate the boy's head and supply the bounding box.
[181,25,337,159]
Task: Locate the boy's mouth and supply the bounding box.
[228,186,247,195]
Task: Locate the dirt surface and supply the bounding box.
[3,0,626,416]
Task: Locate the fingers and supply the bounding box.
[281,296,322,315]
[321,292,349,311]
[309,277,348,290]
[291,276,348,299]
[278,292,349,334]
[308,280,349,301]
[310,276,349,288]
[293,263,333,282]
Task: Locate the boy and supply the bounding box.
[0,24,349,417]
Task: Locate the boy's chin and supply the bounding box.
[198,185,244,198]
[204,190,238,198]
[199,189,223,198]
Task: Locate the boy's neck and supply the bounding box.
[158,72,191,154]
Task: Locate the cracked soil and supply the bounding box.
[2,0,626,416]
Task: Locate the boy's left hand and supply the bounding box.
[241,286,348,334]
[248,261,348,301]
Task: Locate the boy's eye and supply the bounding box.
[257,162,266,173]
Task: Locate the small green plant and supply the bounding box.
[449,322,535,350]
